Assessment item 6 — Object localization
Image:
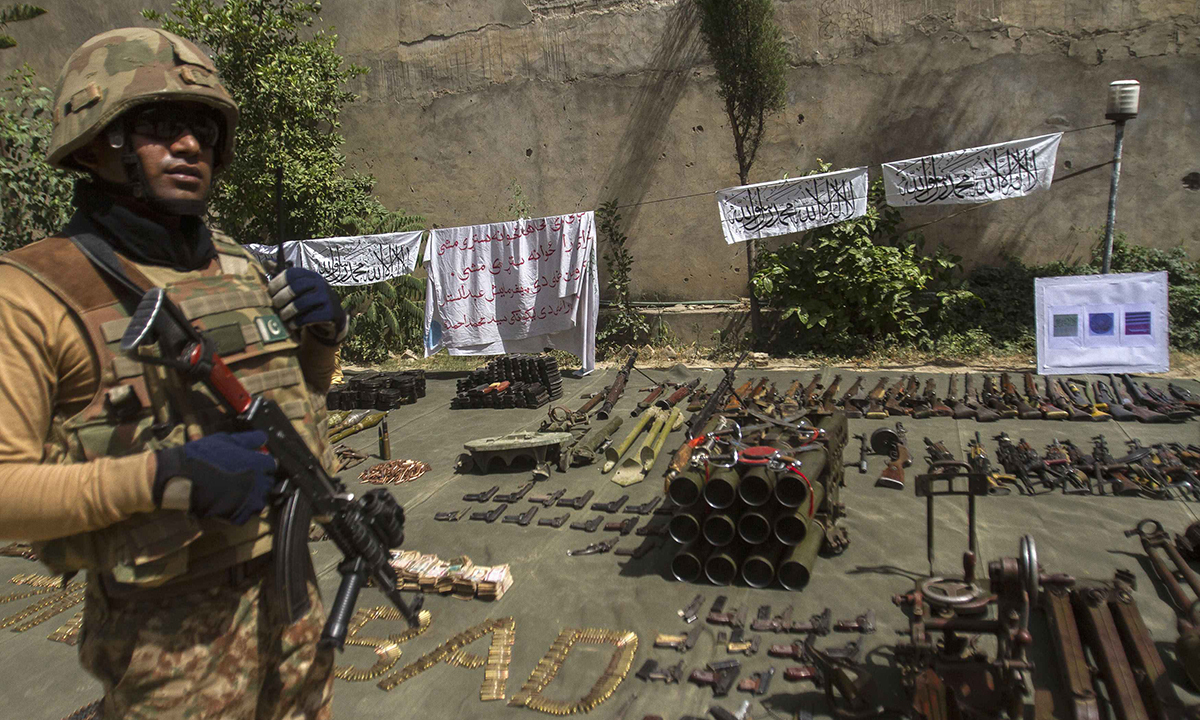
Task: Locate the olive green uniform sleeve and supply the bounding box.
[0,266,157,541]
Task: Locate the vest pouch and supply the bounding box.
[34,510,202,583]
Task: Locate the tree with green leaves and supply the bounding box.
[143,0,386,244]
[694,0,788,343]
[0,4,45,49]
[0,65,74,252]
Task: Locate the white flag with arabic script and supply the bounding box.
[882,133,1062,206]
[715,166,870,245]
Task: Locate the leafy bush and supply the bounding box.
[0,65,74,252]
[596,198,650,344]
[752,166,966,355]
[961,234,1200,352]
[144,0,380,244]
[335,207,427,364]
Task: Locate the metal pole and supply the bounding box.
[1101,120,1126,274]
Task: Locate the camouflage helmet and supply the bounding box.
[47,27,238,171]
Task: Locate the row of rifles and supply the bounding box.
[754,371,1198,423]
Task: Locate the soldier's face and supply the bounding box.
[127,104,216,205]
[77,103,217,207]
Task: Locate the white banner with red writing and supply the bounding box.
[424,212,598,373]
[882,133,1062,206]
[244,231,422,285]
[715,166,870,244]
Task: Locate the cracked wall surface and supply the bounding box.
[3,0,1198,302]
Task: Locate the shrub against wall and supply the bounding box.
[0,65,73,252]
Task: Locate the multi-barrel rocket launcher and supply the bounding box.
[665,410,849,591]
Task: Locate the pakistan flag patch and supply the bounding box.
[255,314,290,343]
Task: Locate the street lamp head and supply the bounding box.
[1106,80,1140,121]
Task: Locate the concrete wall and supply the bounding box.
[4,0,1198,302]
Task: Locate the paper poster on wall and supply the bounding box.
[1035,272,1169,375]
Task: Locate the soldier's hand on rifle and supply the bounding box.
[153,431,278,525]
[268,267,348,345]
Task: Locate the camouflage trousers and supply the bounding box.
[79,568,333,720]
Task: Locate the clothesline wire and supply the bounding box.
[612,122,1113,212]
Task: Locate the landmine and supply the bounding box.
[455,431,573,479]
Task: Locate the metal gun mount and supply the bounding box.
[894,532,1041,720]
[455,431,573,479]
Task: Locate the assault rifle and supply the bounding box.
[923,378,953,417]
[864,377,889,419]
[667,352,748,479]
[597,351,638,419]
[780,378,804,415]
[1000,373,1041,420]
[838,376,865,419]
[815,374,842,416]
[946,374,975,420]
[963,374,999,422]
[980,375,1017,418]
[120,288,422,651]
[1025,372,1067,420]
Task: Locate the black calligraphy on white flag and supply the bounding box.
[246,231,422,286]
[882,133,1062,207]
[716,166,869,245]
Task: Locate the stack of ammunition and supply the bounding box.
[389,550,514,600]
[326,370,426,410]
[665,413,848,590]
[455,354,563,401]
[450,381,551,409]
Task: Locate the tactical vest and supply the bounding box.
[0,235,334,586]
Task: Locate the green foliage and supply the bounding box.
[693,0,788,185]
[596,198,650,343]
[0,4,46,49]
[963,233,1200,352]
[144,0,379,243]
[0,66,75,252]
[752,162,965,354]
[334,208,427,364]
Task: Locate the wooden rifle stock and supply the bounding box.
[780,378,803,413]
[633,382,668,416]
[1025,372,1067,419]
[923,378,953,416]
[981,375,1017,418]
[865,377,889,419]
[816,374,842,414]
[801,373,823,409]
[597,351,638,419]
[838,376,864,418]
[883,377,908,416]
[724,380,754,411]
[1001,372,1042,419]
[659,378,701,410]
[947,374,975,419]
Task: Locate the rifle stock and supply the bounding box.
[597,351,638,419]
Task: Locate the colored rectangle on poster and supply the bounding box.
[1052,314,1079,337]
[1088,312,1115,335]
[1124,311,1151,335]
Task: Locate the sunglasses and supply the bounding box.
[129,107,222,148]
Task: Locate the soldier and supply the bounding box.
[0,28,346,718]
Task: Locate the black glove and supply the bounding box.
[154,431,278,525]
[267,267,348,345]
